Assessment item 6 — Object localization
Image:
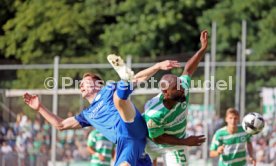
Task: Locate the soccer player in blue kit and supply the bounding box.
[23,57,180,166]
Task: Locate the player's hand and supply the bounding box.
[98,154,105,161]
[23,93,41,111]
[200,30,208,50]
[249,157,256,166]
[182,135,206,146]
[156,60,180,70]
[217,145,225,154]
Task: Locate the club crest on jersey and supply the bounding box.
[181,103,187,109]
[240,136,247,142]
[95,94,101,101]
[147,119,157,128]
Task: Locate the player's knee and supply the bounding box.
[116,80,134,100]
[121,117,135,123]
[119,161,131,166]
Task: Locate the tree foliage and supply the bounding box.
[198,0,276,112]
[0,0,118,63]
[100,0,210,58]
[0,0,275,114]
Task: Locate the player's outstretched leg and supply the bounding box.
[107,54,134,81]
[108,54,136,122]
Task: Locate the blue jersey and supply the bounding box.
[75,83,120,143]
[75,83,151,166]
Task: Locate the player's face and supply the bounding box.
[79,76,97,98]
[226,114,239,128]
[167,84,186,102]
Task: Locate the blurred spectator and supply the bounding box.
[5,127,16,147]
[6,127,15,140]
[87,129,115,166]
[26,137,35,166]
[33,119,41,135]
[16,141,26,166]
[37,144,49,166]
[1,141,13,154]
[269,140,276,164]
[0,111,275,165]
[66,112,75,145]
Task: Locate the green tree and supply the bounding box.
[100,0,213,58]
[0,0,218,89]
[0,0,120,89]
[0,0,115,63]
[198,0,276,113]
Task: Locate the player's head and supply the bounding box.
[225,108,240,128]
[159,74,186,102]
[80,72,103,98]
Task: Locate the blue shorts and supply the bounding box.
[115,137,151,166]
[114,110,152,166]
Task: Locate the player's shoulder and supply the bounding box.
[179,75,191,89]
[91,129,98,135]
[237,124,247,133]
[237,124,242,129]
[95,82,117,100]
[144,93,164,112]
[179,75,191,82]
[144,94,166,118]
[101,82,117,92]
[144,94,161,110]
[88,130,96,139]
[215,126,227,135]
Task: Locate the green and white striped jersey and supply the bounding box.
[143,75,191,144]
[87,130,114,166]
[210,125,252,166]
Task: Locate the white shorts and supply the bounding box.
[163,149,188,166]
[145,138,189,166]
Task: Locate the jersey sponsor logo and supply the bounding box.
[89,101,104,119]
[147,119,158,128]
[165,110,186,127]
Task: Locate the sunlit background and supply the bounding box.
[0,0,275,165]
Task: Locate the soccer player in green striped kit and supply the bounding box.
[143,30,208,165]
[87,129,115,166]
[210,108,256,166]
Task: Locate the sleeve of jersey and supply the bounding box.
[144,113,165,139]
[105,82,117,98]
[87,131,96,147]
[75,111,91,128]
[210,132,220,151]
[179,75,191,90]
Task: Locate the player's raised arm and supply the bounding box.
[182,30,208,76]
[107,54,180,83]
[23,93,82,131]
[133,60,180,83]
